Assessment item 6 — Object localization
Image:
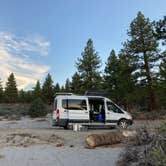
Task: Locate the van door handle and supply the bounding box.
[107,112,110,114]
[64,110,68,112]
[85,111,88,113]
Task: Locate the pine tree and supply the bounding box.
[154,16,166,45]
[158,53,166,108]
[18,89,26,103]
[160,57,166,82]
[76,39,102,93]
[118,50,137,110]
[60,85,65,92]
[33,80,42,99]
[24,91,33,103]
[0,79,3,103]
[5,73,18,103]
[104,50,120,102]
[126,11,160,111]
[65,78,71,92]
[42,73,54,104]
[53,83,60,94]
[71,72,83,94]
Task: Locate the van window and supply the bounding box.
[62,99,87,110]
[107,101,123,113]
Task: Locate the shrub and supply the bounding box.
[28,98,47,118]
[117,122,166,166]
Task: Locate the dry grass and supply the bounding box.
[117,121,166,166]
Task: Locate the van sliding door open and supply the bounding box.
[88,97,105,123]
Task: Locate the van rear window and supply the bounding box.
[62,99,87,110]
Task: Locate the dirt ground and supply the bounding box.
[0,114,163,166]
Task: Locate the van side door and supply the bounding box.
[62,98,89,123]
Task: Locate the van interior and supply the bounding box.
[88,97,105,123]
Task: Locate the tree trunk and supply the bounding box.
[143,52,157,111]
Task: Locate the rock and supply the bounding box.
[8,114,21,121]
[56,143,64,147]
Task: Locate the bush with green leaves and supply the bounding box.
[28,98,47,118]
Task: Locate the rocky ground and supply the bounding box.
[0,115,163,166]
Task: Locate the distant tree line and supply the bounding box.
[0,12,165,112]
[0,73,62,105]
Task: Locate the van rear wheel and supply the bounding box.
[118,119,128,129]
[63,123,69,130]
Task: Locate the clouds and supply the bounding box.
[0,32,50,89]
[0,32,50,56]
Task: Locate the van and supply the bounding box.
[52,94,133,129]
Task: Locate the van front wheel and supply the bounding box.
[118,119,128,129]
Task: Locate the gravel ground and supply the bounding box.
[0,115,123,166]
[0,146,122,166]
[0,115,163,166]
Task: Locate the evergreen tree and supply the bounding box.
[118,51,137,110]
[60,85,65,92]
[76,39,102,92]
[65,78,71,92]
[53,83,60,94]
[18,89,26,103]
[126,11,160,111]
[71,72,83,94]
[0,79,3,103]
[104,50,120,102]
[154,16,166,45]
[33,80,42,99]
[104,49,136,110]
[42,73,54,104]
[5,73,18,103]
[24,91,33,103]
[160,57,166,82]
[158,53,166,108]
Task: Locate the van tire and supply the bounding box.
[118,119,128,129]
[63,123,69,130]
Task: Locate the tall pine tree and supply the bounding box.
[126,11,160,111]
[104,50,120,102]
[33,80,42,99]
[5,73,18,103]
[104,49,136,110]
[158,52,166,108]
[42,73,54,104]
[53,83,60,94]
[65,78,71,92]
[76,39,101,92]
[71,72,83,94]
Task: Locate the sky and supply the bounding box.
[0,0,165,90]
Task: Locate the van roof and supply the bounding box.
[55,95,87,99]
[55,94,106,100]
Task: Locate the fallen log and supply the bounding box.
[86,130,136,148]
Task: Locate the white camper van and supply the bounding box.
[52,94,133,129]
